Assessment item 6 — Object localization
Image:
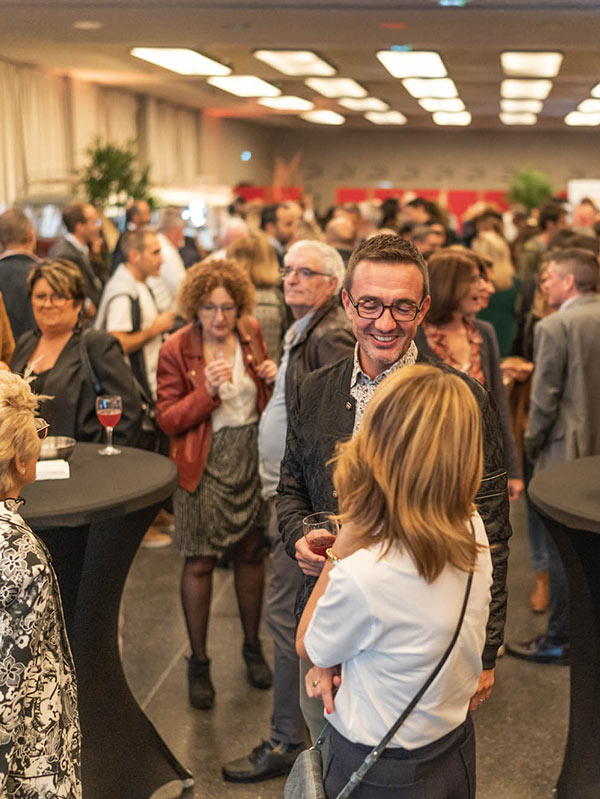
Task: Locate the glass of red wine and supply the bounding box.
[96,395,122,456]
[303,511,339,557]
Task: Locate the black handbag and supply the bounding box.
[284,559,475,799]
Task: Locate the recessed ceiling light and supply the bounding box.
[564,111,600,126]
[591,83,600,98]
[376,51,447,79]
[499,112,537,125]
[207,75,281,97]
[253,50,335,76]
[258,96,314,111]
[305,78,367,98]
[131,48,231,76]
[501,79,552,99]
[338,97,390,111]
[402,78,458,99]
[501,52,563,78]
[500,99,543,113]
[73,20,103,30]
[432,111,471,126]
[301,110,346,125]
[419,97,465,112]
[577,98,600,113]
[365,111,407,125]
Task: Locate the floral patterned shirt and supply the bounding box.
[0,499,81,798]
[422,319,486,386]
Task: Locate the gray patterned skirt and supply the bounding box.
[173,423,267,557]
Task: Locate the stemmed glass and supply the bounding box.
[303,511,339,556]
[96,395,122,456]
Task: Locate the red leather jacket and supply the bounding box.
[156,317,270,491]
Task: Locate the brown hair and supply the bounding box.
[345,233,429,300]
[333,365,484,582]
[548,247,599,293]
[177,258,256,322]
[0,209,33,247]
[27,258,85,303]
[426,249,478,325]
[227,231,280,288]
[121,229,157,260]
[0,371,43,494]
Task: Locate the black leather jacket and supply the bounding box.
[276,351,511,670]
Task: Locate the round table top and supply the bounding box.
[21,442,179,528]
[528,455,600,534]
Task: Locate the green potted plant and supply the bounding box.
[508,167,554,214]
[79,139,154,213]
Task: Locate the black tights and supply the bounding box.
[180,526,266,661]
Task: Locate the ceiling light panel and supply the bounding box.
[301,110,345,125]
[376,51,447,79]
[253,50,335,76]
[131,48,231,76]
[501,52,563,78]
[591,83,600,98]
[338,97,390,111]
[207,76,281,97]
[501,79,552,99]
[258,96,314,111]
[577,99,600,113]
[365,111,407,125]
[402,78,458,98]
[500,99,543,113]
[564,112,600,126]
[432,111,471,126]
[418,98,465,112]
[499,112,537,125]
[305,78,367,98]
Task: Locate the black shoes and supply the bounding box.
[505,635,570,666]
[187,655,215,709]
[222,739,304,782]
[242,641,273,689]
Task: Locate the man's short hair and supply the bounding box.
[122,229,156,260]
[156,206,184,232]
[539,202,566,231]
[548,247,599,293]
[549,228,599,256]
[126,199,151,224]
[411,225,440,244]
[62,202,89,234]
[260,203,280,231]
[285,239,346,292]
[345,234,429,300]
[0,209,33,247]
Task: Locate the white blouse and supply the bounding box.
[211,339,259,433]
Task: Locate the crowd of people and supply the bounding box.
[0,186,599,796]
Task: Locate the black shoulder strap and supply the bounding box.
[105,292,153,401]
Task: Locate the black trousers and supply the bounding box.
[324,715,475,799]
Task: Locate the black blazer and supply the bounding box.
[11,328,142,445]
[48,238,104,307]
[0,253,36,340]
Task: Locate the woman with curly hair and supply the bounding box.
[156,258,277,709]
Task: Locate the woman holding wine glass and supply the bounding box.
[10,259,141,445]
[156,258,277,710]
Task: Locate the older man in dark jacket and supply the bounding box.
[276,234,511,741]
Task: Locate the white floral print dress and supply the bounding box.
[0,499,81,798]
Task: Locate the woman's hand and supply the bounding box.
[256,359,277,384]
[204,358,233,396]
[508,478,524,501]
[469,667,494,711]
[305,665,342,714]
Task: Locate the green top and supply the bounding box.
[478,276,521,358]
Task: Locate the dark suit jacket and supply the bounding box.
[48,238,104,307]
[11,328,141,445]
[276,352,511,669]
[0,253,36,339]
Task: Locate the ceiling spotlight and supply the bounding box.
[419,98,465,112]
[432,111,471,126]
[73,20,103,30]
[365,111,407,125]
[253,50,335,76]
[500,99,543,113]
[258,96,314,111]
[338,97,390,111]
[305,78,367,98]
[402,78,458,98]
[207,75,281,97]
[131,48,231,76]
[501,52,563,78]
[564,112,600,126]
[501,79,552,99]
[376,51,447,79]
[499,112,537,125]
[301,110,346,125]
[577,98,600,113]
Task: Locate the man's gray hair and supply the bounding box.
[285,240,346,291]
[156,206,185,232]
[550,247,599,294]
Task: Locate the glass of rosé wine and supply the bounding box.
[302,512,339,557]
[96,395,122,456]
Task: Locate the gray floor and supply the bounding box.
[121,496,569,798]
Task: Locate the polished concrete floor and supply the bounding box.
[121,496,569,798]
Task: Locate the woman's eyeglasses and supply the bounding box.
[35,418,50,440]
[31,293,69,307]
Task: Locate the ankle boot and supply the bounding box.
[242,641,273,690]
[529,571,549,613]
[187,655,215,709]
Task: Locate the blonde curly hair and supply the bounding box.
[177,258,256,322]
[0,372,42,495]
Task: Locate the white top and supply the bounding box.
[146,232,187,311]
[211,339,259,433]
[304,511,492,750]
[95,264,161,398]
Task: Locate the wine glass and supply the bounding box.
[303,511,339,557]
[216,349,238,400]
[96,395,122,456]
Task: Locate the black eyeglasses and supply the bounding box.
[346,291,424,322]
[279,266,330,280]
[35,418,50,440]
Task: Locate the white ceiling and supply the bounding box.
[3,0,600,130]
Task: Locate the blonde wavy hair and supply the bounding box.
[333,365,484,582]
[227,231,280,289]
[177,258,256,322]
[0,372,42,495]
